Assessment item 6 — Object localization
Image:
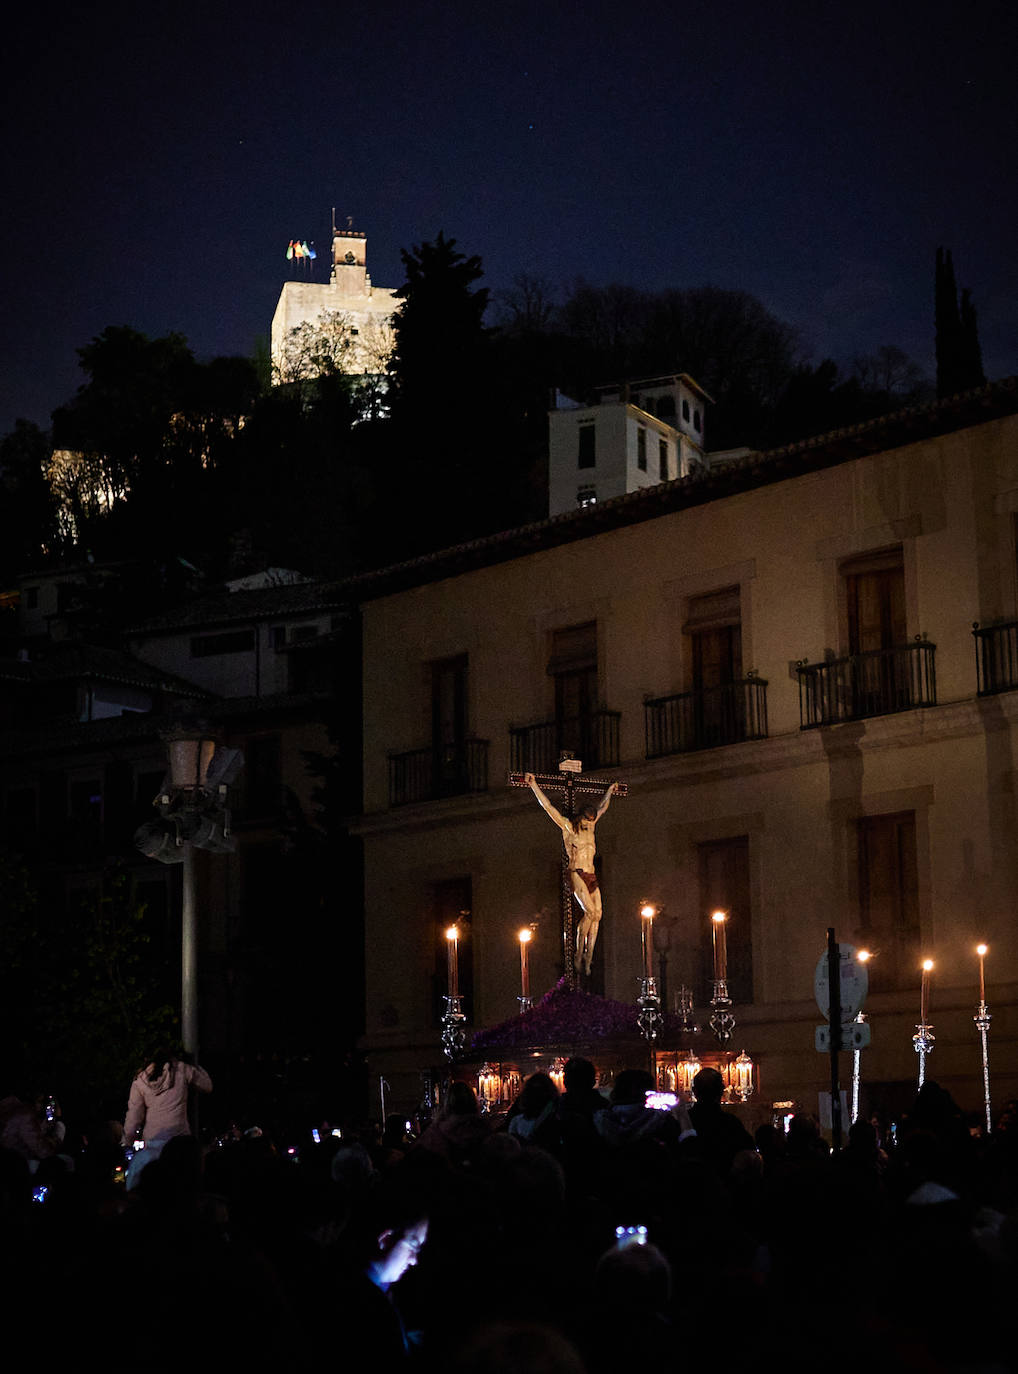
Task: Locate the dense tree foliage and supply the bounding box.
[0,420,58,581]
[0,237,946,592]
[0,853,176,1113]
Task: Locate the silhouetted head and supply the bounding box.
[691,1067,724,1106]
[611,1069,655,1107]
[563,1057,597,1095]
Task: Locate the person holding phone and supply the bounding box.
[122,1049,212,1184]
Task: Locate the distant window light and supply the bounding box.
[190,629,256,658]
[694,409,702,433]
[659,438,668,481]
[637,427,647,471]
[578,423,596,469]
[577,486,597,507]
[682,399,690,422]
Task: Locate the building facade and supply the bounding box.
[355,381,1018,1122]
[548,374,711,516]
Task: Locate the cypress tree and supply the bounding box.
[935,247,985,398]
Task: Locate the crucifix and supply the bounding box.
[508,757,628,989]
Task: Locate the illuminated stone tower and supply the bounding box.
[270,216,398,380]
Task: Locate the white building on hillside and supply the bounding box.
[271,220,398,381]
[548,374,712,516]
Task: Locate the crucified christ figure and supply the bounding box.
[524,772,618,976]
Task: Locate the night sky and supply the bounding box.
[3,0,1016,437]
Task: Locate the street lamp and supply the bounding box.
[134,722,243,1060]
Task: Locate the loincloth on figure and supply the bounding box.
[570,868,599,895]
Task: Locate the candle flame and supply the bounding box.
[641,904,656,919]
[922,958,934,972]
[518,928,533,943]
[857,948,871,962]
[445,925,459,942]
[711,910,727,924]
[976,943,988,956]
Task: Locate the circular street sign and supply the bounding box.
[814,943,869,1021]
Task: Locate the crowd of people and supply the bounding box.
[1,1056,1016,1372]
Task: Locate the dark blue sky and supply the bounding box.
[3,0,1016,436]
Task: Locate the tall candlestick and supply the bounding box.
[446,925,459,999]
[711,911,728,982]
[974,943,992,1135]
[641,904,656,983]
[920,958,933,1024]
[519,928,532,1004]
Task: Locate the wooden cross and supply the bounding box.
[508,760,629,990]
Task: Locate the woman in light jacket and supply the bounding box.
[123,1050,212,1182]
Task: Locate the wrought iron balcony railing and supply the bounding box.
[644,677,768,758]
[797,639,936,728]
[388,739,489,807]
[509,709,621,774]
[973,620,1018,696]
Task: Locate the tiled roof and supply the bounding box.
[342,377,1018,602]
[128,585,352,635]
[0,642,212,697]
[0,689,332,761]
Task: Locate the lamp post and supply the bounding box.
[134,722,242,1063]
[974,943,992,1135]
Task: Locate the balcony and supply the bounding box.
[644,677,768,758]
[797,640,936,728]
[973,620,1018,696]
[509,709,621,773]
[388,739,489,807]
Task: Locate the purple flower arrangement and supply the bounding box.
[468,977,683,1052]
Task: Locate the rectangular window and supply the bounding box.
[637,426,647,471]
[857,812,920,991]
[684,588,743,748]
[431,655,468,794]
[845,551,906,654]
[698,836,752,1005]
[191,629,256,658]
[578,423,596,469]
[659,438,668,481]
[433,877,473,1024]
[842,548,909,715]
[549,622,598,761]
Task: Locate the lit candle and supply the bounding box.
[446,925,459,998]
[976,943,988,1004]
[920,958,933,1023]
[641,904,656,982]
[519,927,532,1002]
[711,911,728,982]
